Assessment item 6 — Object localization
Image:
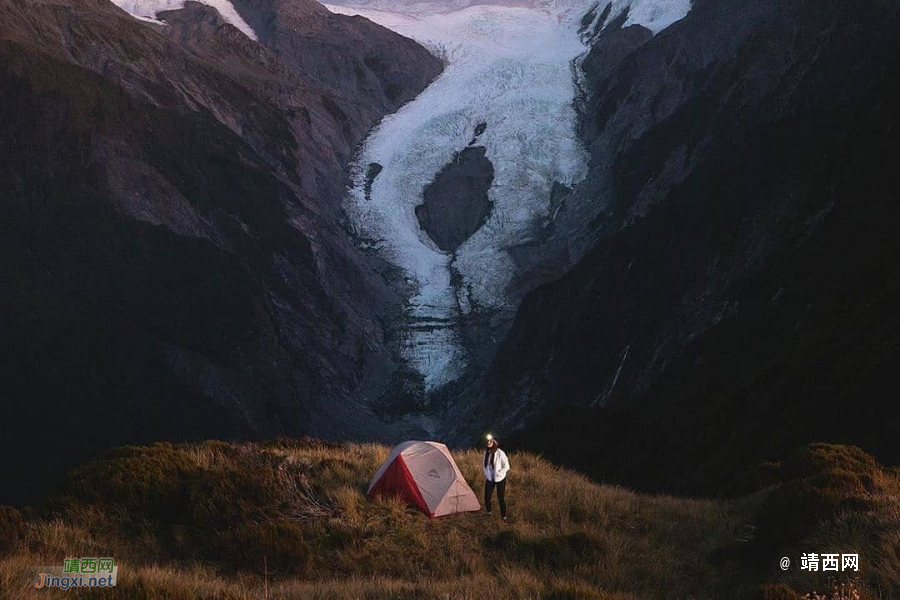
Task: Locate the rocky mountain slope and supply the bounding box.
[463,0,900,491]
[0,0,441,504]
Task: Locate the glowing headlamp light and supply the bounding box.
[486,434,493,441]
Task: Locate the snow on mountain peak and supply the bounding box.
[110,0,258,40]
[607,0,692,34]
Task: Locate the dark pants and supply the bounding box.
[484,478,507,517]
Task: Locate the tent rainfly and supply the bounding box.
[368,441,481,518]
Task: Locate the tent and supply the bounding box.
[368,441,481,517]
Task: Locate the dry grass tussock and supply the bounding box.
[0,440,895,600]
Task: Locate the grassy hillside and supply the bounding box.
[0,440,896,599]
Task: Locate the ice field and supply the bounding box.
[329,0,690,390]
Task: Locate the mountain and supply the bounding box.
[315,0,899,492]
[460,0,900,492]
[3,0,899,505]
[0,0,441,504]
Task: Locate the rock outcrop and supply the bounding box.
[416,145,494,253]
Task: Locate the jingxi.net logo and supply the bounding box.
[34,557,117,589]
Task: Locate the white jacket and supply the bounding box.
[483,449,510,483]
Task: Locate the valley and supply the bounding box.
[328,0,595,394]
[325,0,691,428]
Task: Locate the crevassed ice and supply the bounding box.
[326,0,691,392]
[110,0,258,40]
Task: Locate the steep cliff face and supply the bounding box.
[465,0,900,488]
[0,0,441,503]
[231,0,442,133]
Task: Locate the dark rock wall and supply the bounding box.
[230,0,444,152]
[463,0,900,490]
[0,0,441,504]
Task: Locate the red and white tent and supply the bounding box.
[368,441,481,518]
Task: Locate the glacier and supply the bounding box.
[327,0,691,392]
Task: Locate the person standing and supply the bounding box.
[483,435,510,521]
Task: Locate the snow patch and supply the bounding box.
[607,0,692,34]
[110,0,258,39]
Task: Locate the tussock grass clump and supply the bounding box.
[0,506,25,556]
[0,441,895,600]
[755,444,898,549]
